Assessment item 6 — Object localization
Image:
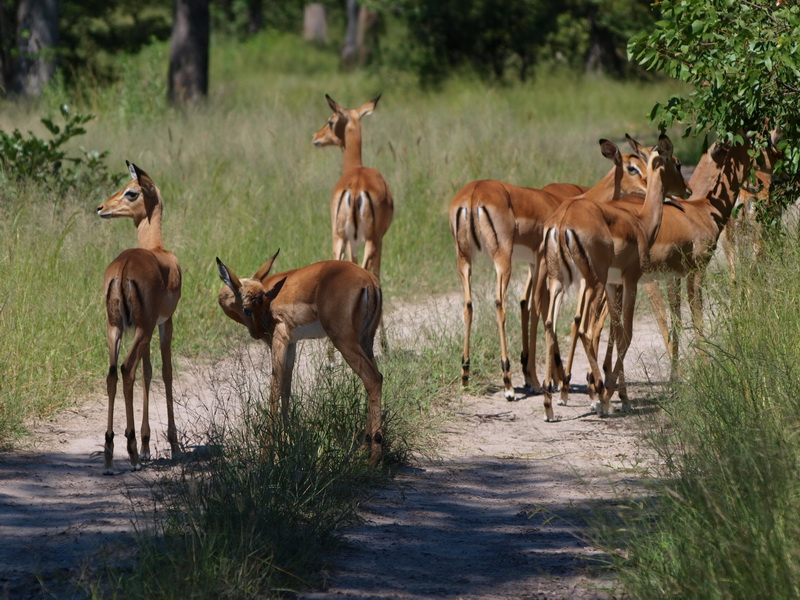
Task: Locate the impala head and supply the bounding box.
[216,250,285,340]
[312,93,382,148]
[625,133,690,200]
[599,138,651,196]
[97,161,160,224]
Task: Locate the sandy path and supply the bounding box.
[0,291,671,599]
[299,306,668,600]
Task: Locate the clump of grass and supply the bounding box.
[595,234,800,599]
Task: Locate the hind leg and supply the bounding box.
[104,324,122,475]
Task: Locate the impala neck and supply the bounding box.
[639,162,667,248]
[341,123,364,171]
[583,166,625,201]
[690,143,751,233]
[134,192,165,250]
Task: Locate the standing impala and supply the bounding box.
[97,162,181,474]
[541,134,688,420]
[217,252,384,465]
[449,139,651,400]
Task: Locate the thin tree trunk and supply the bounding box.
[340,0,360,68]
[303,3,327,42]
[12,0,59,98]
[168,0,210,107]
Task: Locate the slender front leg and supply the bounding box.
[520,266,535,390]
[666,277,681,365]
[268,329,291,449]
[644,281,672,357]
[159,319,180,459]
[280,342,297,425]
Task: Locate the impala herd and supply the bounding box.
[97,93,768,473]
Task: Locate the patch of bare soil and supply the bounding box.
[0,293,670,600]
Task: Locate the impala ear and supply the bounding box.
[325,94,344,117]
[216,257,242,295]
[126,160,137,181]
[253,249,280,282]
[358,93,381,118]
[657,133,674,158]
[265,276,287,301]
[626,133,651,163]
[599,139,621,165]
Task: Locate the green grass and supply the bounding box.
[593,233,800,599]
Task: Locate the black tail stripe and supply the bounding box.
[468,208,481,251]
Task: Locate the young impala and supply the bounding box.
[217,251,384,464]
[97,162,181,474]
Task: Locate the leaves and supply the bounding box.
[0,105,114,194]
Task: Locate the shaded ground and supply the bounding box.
[0,292,670,599]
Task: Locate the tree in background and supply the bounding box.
[629,0,800,220]
[168,0,210,106]
[375,0,655,86]
[0,0,59,97]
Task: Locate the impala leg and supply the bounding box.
[520,266,534,390]
[542,276,565,422]
[268,333,290,448]
[104,325,122,475]
[362,239,388,354]
[603,286,623,401]
[562,279,587,399]
[281,343,297,426]
[603,282,636,415]
[456,253,473,388]
[493,255,515,400]
[121,328,151,470]
[589,293,610,400]
[140,342,152,462]
[644,281,672,358]
[159,319,180,459]
[333,234,347,262]
[332,335,384,465]
[578,283,607,407]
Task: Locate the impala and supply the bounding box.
[217,252,384,464]
[578,139,756,402]
[449,139,651,400]
[97,162,181,474]
[541,134,688,420]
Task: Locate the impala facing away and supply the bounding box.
[449,139,651,400]
[313,94,393,347]
[540,134,688,420]
[97,162,181,474]
[217,252,384,465]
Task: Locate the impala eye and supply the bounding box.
[627,165,641,176]
[124,189,138,200]
[243,307,252,318]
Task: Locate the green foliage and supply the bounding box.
[629,0,800,185]
[372,0,656,85]
[0,104,114,192]
[58,1,172,85]
[599,237,800,598]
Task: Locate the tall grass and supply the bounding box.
[598,234,800,599]
[0,30,688,444]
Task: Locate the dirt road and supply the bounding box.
[0,295,669,599]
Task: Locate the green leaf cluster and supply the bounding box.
[629,0,800,176]
[0,104,114,193]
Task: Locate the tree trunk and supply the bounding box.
[168,0,210,107]
[303,3,327,43]
[247,0,264,34]
[585,7,623,75]
[340,0,360,68]
[12,0,59,98]
[0,1,16,94]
